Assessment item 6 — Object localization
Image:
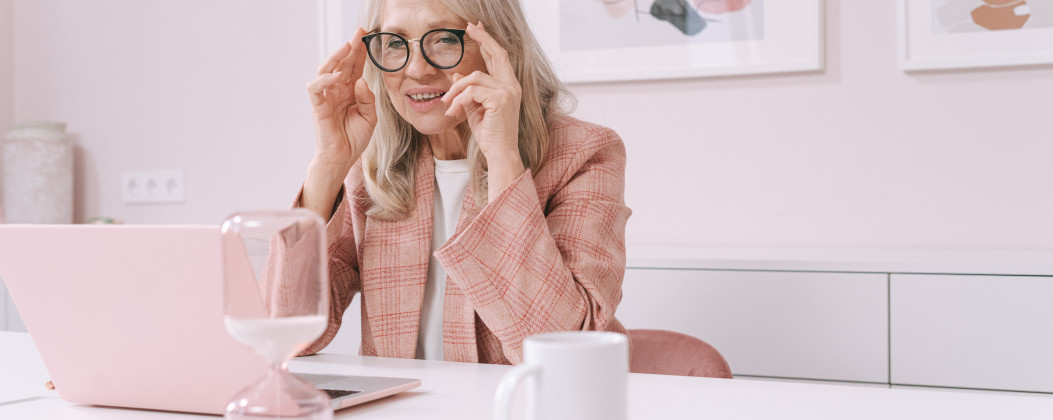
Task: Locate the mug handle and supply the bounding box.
[494,363,541,420]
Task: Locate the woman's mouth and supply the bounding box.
[407,91,446,112]
[409,92,445,102]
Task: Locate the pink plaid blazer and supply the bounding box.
[301,115,631,364]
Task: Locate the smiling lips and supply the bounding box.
[410,92,444,101]
[406,89,447,112]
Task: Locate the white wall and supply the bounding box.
[1,0,13,216]
[9,0,1053,249]
[11,0,319,225]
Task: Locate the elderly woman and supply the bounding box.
[298,0,630,364]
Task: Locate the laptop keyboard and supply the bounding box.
[321,389,362,399]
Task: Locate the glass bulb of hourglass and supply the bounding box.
[221,210,332,420]
[225,316,327,365]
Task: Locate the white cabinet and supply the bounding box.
[620,269,889,383]
[891,274,1053,393]
[623,247,1053,393]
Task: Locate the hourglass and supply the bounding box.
[220,210,332,420]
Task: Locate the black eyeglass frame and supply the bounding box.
[361,29,467,72]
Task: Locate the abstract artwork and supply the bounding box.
[560,0,765,51]
[522,0,822,83]
[931,0,1053,33]
[899,0,1053,70]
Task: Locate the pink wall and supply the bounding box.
[571,1,1053,249]
[0,0,13,213]
[12,0,319,225]
[10,1,1053,249]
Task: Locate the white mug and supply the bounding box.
[494,331,629,420]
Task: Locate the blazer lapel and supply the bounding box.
[360,145,434,359]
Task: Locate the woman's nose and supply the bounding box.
[404,45,437,78]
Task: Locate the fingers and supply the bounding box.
[336,28,369,84]
[318,27,367,79]
[318,42,352,75]
[307,72,347,106]
[442,71,500,107]
[309,28,369,107]
[465,22,516,82]
[444,85,493,118]
[353,78,377,125]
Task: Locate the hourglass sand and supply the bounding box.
[221,210,332,420]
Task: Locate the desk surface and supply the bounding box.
[3,331,1053,419]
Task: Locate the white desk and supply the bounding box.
[2,332,1053,419]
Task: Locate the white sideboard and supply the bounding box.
[619,247,1053,393]
[890,274,1053,393]
[620,268,889,383]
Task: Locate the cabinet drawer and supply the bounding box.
[620,269,888,383]
[891,274,1053,392]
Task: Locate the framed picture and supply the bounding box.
[521,0,824,83]
[898,0,1053,71]
[319,0,823,83]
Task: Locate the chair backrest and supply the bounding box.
[628,329,733,379]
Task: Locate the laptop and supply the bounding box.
[0,224,420,415]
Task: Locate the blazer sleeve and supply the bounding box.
[296,185,363,356]
[434,127,631,364]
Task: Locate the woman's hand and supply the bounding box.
[302,28,377,220]
[308,28,377,173]
[442,23,526,202]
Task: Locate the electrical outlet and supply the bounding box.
[121,170,185,204]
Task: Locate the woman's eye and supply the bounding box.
[437,35,458,44]
[386,39,406,49]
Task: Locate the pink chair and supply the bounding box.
[628,329,733,379]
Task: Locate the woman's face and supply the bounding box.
[379,0,488,136]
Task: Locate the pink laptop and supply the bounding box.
[0,224,419,415]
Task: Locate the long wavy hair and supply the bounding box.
[358,0,574,220]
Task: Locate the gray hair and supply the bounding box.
[357,0,575,220]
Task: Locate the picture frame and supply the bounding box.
[319,0,823,84]
[521,0,824,83]
[898,0,1053,71]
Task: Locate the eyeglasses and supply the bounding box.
[361,29,466,72]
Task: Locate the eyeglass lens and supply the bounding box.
[366,30,463,72]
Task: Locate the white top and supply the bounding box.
[4,332,1053,419]
[416,158,471,361]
